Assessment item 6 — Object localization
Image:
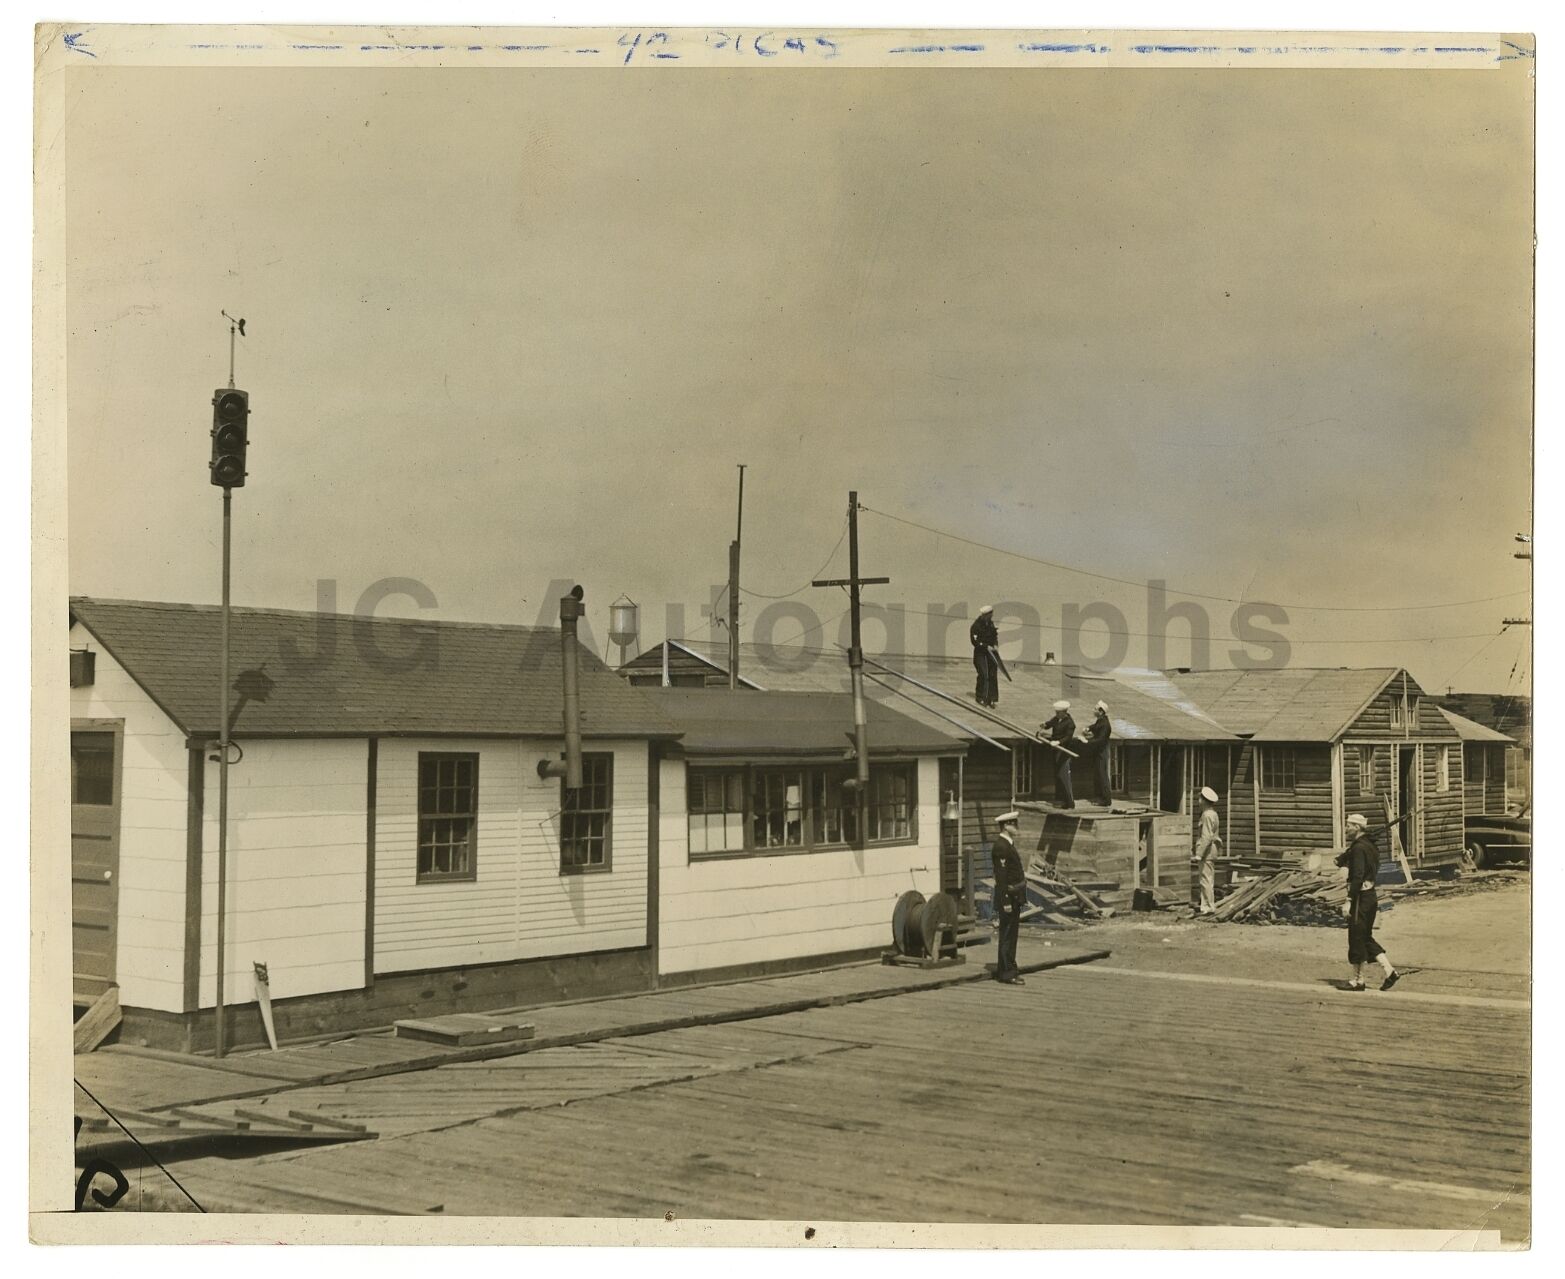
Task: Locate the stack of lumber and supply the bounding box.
[1212,868,1349,925]
[974,866,1117,929]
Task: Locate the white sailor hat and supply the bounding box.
[996,810,1021,826]
[978,604,994,614]
[1095,700,1109,712]
[1052,700,1070,711]
[1200,786,1219,803]
[1346,812,1369,829]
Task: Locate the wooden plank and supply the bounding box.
[394,1015,536,1048]
[288,1109,369,1133]
[72,986,121,1053]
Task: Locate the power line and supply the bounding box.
[861,505,1531,613]
[739,520,850,601]
[1435,629,1508,691]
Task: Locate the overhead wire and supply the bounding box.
[860,504,1530,613]
[739,520,850,601]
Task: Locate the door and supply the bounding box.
[71,722,122,999]
[1395,744,1419,862]
[1159,746,1185,813]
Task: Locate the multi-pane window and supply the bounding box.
[1108,744,1126,794]
[865,764,914,841]
[812,771,856,845]
[417,753,478,881]
[1356,745,1376,794]
[1259,747,1296,792]
[1437,746,1451,793]
[1014,745,1035,798]
[751,769,806,849]
[71,732,115,806]
[688,768,746,854]
[561,754,613,872]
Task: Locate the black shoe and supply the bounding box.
[1001,976,1025,985]
[1380,970,1401,991]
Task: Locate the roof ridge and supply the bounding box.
[71,596,558,635]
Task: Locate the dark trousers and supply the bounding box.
[1347,890,1385,964]
[973,648,999,705]
[996,900,1020,977]
[1054,756,1075,808]
[1092,749,1111,804]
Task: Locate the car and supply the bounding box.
[1462,808,1531,870]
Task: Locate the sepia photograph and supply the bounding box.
[31,16,1536,1249]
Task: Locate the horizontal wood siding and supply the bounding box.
[1256,744,1336,855]
[1227,744,1257,860]
[374,738,649,976]
[962,744,1014,860]
[1120,744,1153,805]
[198,738,369,1008]
[1421,742,1463,863]
[621,646,728,688]
[68,628,189,1013]
[658,756,943,975]
[1344,742,1394,820]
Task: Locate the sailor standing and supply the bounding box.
[970,605,1001,707]
[990,811,1026,984]
[1041,700,1076,809]
[1194,786,1224,914]
[1336,813,1401,991]
[1084,701,1113,806]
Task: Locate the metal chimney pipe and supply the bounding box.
[538,586,585,790]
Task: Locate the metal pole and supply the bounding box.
[848,491,869,844]
[729,465,745,690]
[215,487,231,1057]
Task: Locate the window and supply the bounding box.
[1389,697,1406,729]
[417,753,478,881]
[1436,746,1451,793]
[1505,747,1522,795]
[751,769,806,849]
[812,770,856,845]
[1356,745,1376,794]
[1014,745,1035,798]
[1108,744,1126,794]
[561,753,613,873]
[865,764,915,842]
[71,732,115,806]
[688,768,745,854]
[1259,747,1296,792]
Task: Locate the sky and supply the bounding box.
[61,60,1534,692]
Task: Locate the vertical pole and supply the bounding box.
[847,491,869,845]
[729,465,745,690]
[215,488,231,1057]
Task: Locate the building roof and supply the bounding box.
[643,688,966,757]
[1158,667,1402,741]
[69,597,680,740]
[639,640,1236,744]
[1437,706,1515,744]
[1439,692,1531,747]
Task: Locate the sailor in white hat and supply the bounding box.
[1041,700,1077,809]
[969,605,1001,708]
[1084,701,1114,806]
[1335,814,1400,991]
[1194,786,1224,914]
[990,811,1026,984]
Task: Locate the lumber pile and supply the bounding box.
[1212,868,1350,925]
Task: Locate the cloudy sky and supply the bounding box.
[62,60,1532,690]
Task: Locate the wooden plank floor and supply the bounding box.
[106,962,1528,1239]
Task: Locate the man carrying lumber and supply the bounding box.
[991,811,1027,985]
[970,605,1001,708]
[1337,813,1401,991]
[1041,700,1076,809]
[1194,786,1224,914]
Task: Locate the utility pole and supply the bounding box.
[813,492,890,845]
[729,465,745,690]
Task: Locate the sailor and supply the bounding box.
[1336,814,1401,991]
[1041,700,1076,809]
[990,811,1026,984]
[1083,700,1113,806]
[970,605,1000,708]
[1194,786,1224,914]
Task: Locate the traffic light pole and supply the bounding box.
[215,486,231,1057]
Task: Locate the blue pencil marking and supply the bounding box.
[652,52,679,59]
[815,36,840,57]
[753,31,779,56]
[500,45,550,51]
[292,44,342,50]
[1434,46,1492,53]
[890,43,986,54]
[1497,39,1535,60]
[1018,42,1108,53]
[1131,44,1220,54]
[64,31,97,57]
[785,37,807,52]
[573,49,600,54]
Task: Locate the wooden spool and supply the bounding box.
[920,891,960,958]
[891,890,927,957]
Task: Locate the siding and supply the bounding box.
[1464,743,1509,815]
[373,738,648,975]
[1228,743,1257,861]
[961,744,1014,863]
[658,756,942,975]
[198,738,368,1007]
[1421,742,1463,863]
[69,627,189,1013]
[1256,744,1336,855]
[622,645,733,688]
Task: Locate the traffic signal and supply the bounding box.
[209,388,249,488]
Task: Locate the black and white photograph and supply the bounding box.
[30,15,1537,1249]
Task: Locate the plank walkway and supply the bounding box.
[75,938,1106,1122]
[106,960,1529,1239]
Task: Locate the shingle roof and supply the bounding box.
[69,597,679,740]
[1160,667,1400,741]
[643,688,966,756]
[653,641,1236,743]
[1437,706,1515,744]
[1439,692,1531,747]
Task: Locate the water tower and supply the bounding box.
[608,595,640,667]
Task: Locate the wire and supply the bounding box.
[73,1079,207,1212]
[1434,630,1507,692]
[860,505,1531,613]
[739,521,851,601]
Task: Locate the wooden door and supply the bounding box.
[71,722,122,999]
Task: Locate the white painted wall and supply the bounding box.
[198,738,368,1007]
[68,626,189,1012]
[373,738,649,974]
[658,754,943,976]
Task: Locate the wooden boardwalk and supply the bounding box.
[84,951,1528,1239]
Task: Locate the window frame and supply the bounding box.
[1259,746,1297,793]
[71,730,118,807]
[416,751,480,884]
[1013,744,1035,799]
[1436,745,1451,794]
[1108,743,1126,794]
[1355,744,1375,794]
[560,752,614,875]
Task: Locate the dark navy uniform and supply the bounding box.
[991,830,1026,981]
[1336,833,1384,965]
[1084,709,1113,805]
[1042,709,1077,809]
[970,614,1000,707]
